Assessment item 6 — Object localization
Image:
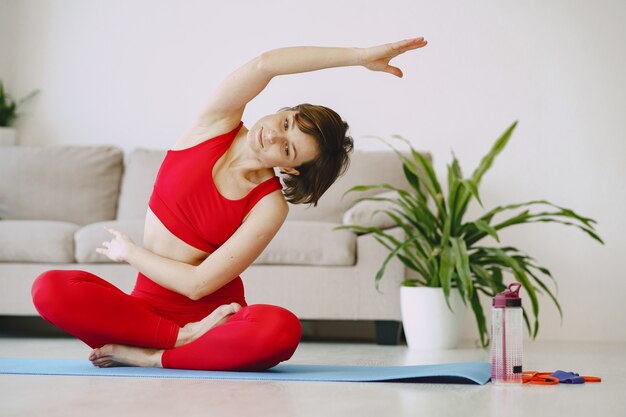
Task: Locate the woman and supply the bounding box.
[31,37,428,371]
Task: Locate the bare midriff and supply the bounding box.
[143,207,210,267]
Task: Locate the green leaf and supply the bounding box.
[391,136,446,218]
[440,246,453,303]
[397,209,437,243]
[524,264,563,321]
[372,235,395,253]
[342,183,403,199]
[447,178,463,233]
[527,218,604,244]
[462,200,604,246]
[447,155,463,198]
[437,215,453,288]
[403,163,428,204]
[476,200,603,243]
[473,220,500,242]
[448,179,481,236]
[478,200,548,224]
[486,247,540,338]
[470,264,503,295]
[381,210,428,259]
[397,253,429,281]
[470,204,605,246]
[337,225,402,254]
[462,179,482,207]
[450,237,472,299]
[342,184,386,197]
[527,262,558,294]
[451,152,463,179]
[411,148,442,196]
[437,245,452,291]
[522,309,533,337]
[334,224,377,234]
[489,267,506,292]
[374,235,424,291]
[471,121,518,186]
[469,289,489,347]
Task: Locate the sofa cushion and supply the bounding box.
[116,149,166,219]
[253,221,356,266]
[0,146,123,225]
[75,220,145,263]
[342,190,399,231]
[286,150,423,223]
[0,220,78,263]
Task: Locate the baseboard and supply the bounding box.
[0,316,72,338]
[1,316,409,344]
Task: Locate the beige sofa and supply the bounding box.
[0,145,417,342]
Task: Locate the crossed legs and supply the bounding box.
[32,270,302,371]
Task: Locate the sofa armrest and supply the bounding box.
[342,190,399,231]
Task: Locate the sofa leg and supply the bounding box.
[375,320,402,345]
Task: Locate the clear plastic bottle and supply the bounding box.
[491,283,523,384]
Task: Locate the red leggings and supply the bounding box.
[31,270,302,371]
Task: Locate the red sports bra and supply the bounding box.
[148,122,283,253]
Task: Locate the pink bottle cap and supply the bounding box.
[493,283,522,308]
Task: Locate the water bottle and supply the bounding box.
[491,283,523,384]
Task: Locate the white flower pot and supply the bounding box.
[0,127,17,146]
[400,286,465,350]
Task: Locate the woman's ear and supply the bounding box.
[279,167,300,176]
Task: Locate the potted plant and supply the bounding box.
[340,121,603,348]
[0,80,39,145]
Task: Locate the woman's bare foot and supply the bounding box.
[89,344,163,368]
[175,302,242,347]
[88,303,242,367]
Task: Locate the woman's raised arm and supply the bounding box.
[196,37,427,127]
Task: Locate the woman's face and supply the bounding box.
[248,110,319,175]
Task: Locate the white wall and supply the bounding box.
[0,0,16,86]
[2,0,625,343]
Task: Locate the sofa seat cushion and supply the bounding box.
[254,221,356,266]
[75,220,145,263]
[0,220,78,263]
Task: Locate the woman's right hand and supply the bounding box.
[96,227,135,263]
[358,37,428,78]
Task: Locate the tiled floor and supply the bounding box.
[0,337,624,417]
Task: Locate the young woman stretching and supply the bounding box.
[31,37,428,371]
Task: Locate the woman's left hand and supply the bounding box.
[358,37,428,78]
[96,227,135,262]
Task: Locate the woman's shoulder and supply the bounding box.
[243,186,288,224]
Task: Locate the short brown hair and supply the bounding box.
[280,104,353,206]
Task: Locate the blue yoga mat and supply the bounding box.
[0,358,491,385]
